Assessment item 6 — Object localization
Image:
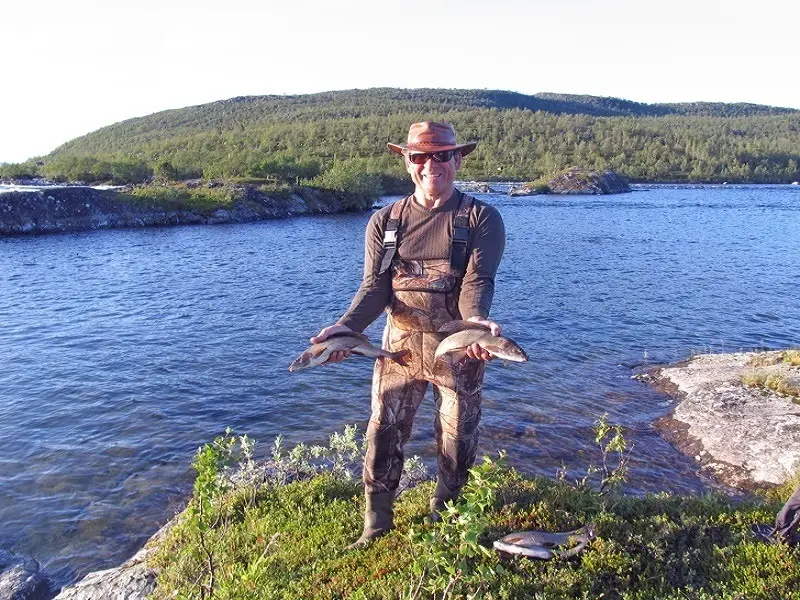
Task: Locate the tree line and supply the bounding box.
[2,89,799,185]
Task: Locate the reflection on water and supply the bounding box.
[1,184,799,587]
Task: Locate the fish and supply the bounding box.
[434,320,528,362]
[493,524,595,560]
[289,331,409,372]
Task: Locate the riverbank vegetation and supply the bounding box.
[124,164,382,213]
[742,371,800,402]
[2,89,799,186]
[742,348,800,403]
[148,423,800,599]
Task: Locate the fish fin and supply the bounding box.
[326,331,371,344]
[437,320,491,334]
[503,534,527,544]
[434,347,467,362]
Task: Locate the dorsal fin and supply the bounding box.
[437,320,491,335]
[326,331,371,344]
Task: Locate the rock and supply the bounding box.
[547,167,630,195]
[51,555,153,600]
[0,549,51,600]
[507,184,548,197]
[507,185,535,197]
[52,520,174,600]
[455,181,490,193]
[650,351,800,489]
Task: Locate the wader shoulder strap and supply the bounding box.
[450,194,475,272]
[378,197,407,275]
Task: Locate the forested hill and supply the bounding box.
[52,88,798,155]
[6,88,800,185]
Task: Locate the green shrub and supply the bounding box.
[153,160,179,183]
[742,371,800,400]
[128,183,237,213]
[0,162,39,179]
[307,159,383,209]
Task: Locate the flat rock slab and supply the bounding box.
[52,519,176,600]
[0,549,51,600]
[651,351,800,489]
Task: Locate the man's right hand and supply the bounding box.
[310,324,353,364]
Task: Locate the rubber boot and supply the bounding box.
[347,491,394,549]
[428,478,461,523]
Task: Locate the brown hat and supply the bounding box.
[387,121,477,156]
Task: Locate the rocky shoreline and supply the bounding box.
[0,169,633,239]
[645,350,800,490]
[0,184,366,236]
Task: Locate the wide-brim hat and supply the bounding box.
[387,121,477,156]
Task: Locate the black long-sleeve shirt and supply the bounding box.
[338,191,505,332]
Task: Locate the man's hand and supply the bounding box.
[465,316,502,361]
[310,324,353,364]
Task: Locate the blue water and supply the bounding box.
[1,184,799,588]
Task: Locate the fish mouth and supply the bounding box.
[288,359,306,372]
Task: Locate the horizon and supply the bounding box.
[2,0,798,164]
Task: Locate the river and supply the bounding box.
[1,184,799,589]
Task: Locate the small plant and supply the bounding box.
[407,453,507,598]
[781,349,800,366]
[229,424,428,493]
[556,413,632,497]
[592,414,632,493]
[524,175,551,194]
[748,353,782,367]
[267,424,364,485]
[742,371,800,400]
[187,428,246,598]
[747,348,800,367]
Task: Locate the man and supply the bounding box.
[774,484,800,544]
[754,483,800,545]
[311,121,506,546]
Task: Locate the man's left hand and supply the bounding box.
[465,317,502,361]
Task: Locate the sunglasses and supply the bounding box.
[406,150,458,165]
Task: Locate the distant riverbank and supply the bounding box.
[5,179,797,237]
[0,181,373,236]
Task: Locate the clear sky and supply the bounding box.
[1,0,797,164]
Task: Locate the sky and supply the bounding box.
[1,0,798,164]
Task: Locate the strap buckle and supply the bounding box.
[452,226,469,246]
[383,229,397,246]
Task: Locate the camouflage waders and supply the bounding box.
[363,195,485,511]
[775,484,800,543]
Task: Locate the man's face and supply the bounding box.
[405,150,462,198]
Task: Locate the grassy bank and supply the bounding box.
[146,428,799,599]
[742,349,800,403]
[124,174,380,214]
